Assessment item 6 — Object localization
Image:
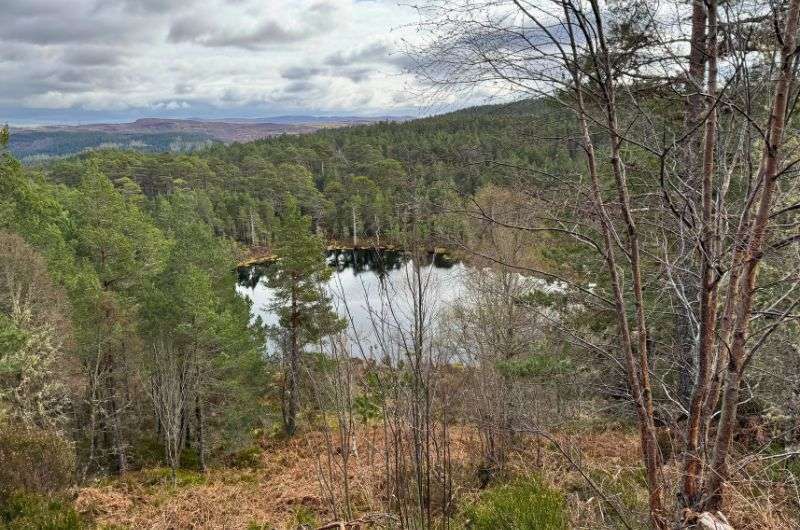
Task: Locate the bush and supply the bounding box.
[129,436,165,469]
[0,491,86,529]
[224,446,262,469]
[0,425,75,501]
[460,477,568,530]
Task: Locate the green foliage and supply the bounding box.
[0,316,27,360]
[290,506,318,527]
[460,477,568,530]
[121,468,208,489]
[0,426,75,501]
[353,394,382,423]
[495,354,574,378]
[266,200,345,343]
[224,446,263,470]
[8,130,214,161]
[30,98,574,245]
[66,169,165,289]
[0,492,86,530]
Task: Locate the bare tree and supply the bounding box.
[145,340,193,484]
[410,0,800,525]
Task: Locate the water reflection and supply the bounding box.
[238,249,459,287]
[236,249,465,337]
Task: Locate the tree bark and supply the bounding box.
[284,274,301,436]
[675,0,708,408]
[703,0,800,509]
[564,4,666,525]
[682,0,718,508]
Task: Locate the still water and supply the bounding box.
[236,249,467,349]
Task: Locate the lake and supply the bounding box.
[236,249,467,352]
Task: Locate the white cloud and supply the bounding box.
[0,0,428,122]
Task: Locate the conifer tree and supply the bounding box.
[265,199,343,436]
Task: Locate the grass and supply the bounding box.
[459,477,568,530]
[0,492,87,530]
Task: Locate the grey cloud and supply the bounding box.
[0,0,419,119]
[2,0,70,17]
[4,20,131,45]
[281,64,374,84]
[285,80,317,94]
[44,65,144,93]
[324,41,412,69]
[62,47,127,66]
[2,1,152,46]
[0,43,45,63]
[309,1,337,16]
[281,66,324,80]
[117,0,193,13]
[168,9,332,50]
[340,67,372,82]
[174,82,195,95]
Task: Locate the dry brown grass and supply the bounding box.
[75,424,799,529]
[75,426,475,529]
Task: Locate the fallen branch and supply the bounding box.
[316,512,399,530]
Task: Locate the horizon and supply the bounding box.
[4,111,421,128]
[0,0,487,126]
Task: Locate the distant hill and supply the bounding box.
[8,116,408,161]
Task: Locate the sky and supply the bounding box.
[0,0,445,124]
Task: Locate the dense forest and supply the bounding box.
[9,131,216,162]
[30,99,574,250]
[4,0,800,529]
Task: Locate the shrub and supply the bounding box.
[224,445,263,469]
[0,425,75,501]
[460,477,568,530]
[291,505,318,528]
[179,447,202,470]
[0,491,86,529]
[129,435,165,469]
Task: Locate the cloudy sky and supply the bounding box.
[0,0,438,124]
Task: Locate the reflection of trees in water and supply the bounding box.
[328,249,406,278]
[237,265,265,289]
[237,249,459,287]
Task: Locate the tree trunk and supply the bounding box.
[284,276,301,436]
[352,205,358,247]
[564,4,665,525]
[675,0,708,408]
[584,2,666,525]
[703,0,800,510]
[681,0,718,509]
[196,399,206,471]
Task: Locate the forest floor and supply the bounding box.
[73,424,796,529]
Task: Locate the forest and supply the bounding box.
[3,0,800,529]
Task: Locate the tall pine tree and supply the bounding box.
[265,199,343,436]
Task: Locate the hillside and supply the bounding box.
[7,116,408,161]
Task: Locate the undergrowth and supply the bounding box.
[0,492,87,530]
[459,476,568,530]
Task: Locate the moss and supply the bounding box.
[224,446,263,469]
[115,468,208,491]
[290,506,318,527]
[459,476,567,530]
[0,492,87,530]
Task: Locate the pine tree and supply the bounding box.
[265,199,343,436]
